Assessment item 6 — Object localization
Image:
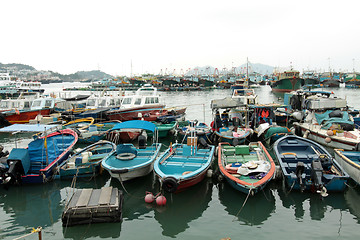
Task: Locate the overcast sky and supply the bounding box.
[1,0,359,76]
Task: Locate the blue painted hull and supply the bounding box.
[274,135,349,192]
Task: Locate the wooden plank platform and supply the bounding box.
[62,187,123,227]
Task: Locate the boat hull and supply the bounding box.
[21,129,78,184]
[106,104,165,121]
[154,143,215,193]
[218,142,275,195]
[293,123,360,151]
[102,143,162,182]
[274,135,349,192]
[271,78,302,92]
[5,109,51,124]
[334,149,360,185]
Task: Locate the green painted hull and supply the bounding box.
[271,78,302,92]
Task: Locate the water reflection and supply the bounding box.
[218,181,275,225]
[154,178,213,237]
[0,182,62,238]
[109,172,157,221]
[344,187,360,224]
[277,187,348,221]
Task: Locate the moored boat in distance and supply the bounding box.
[105,84,166,121]
[271,68,303,92]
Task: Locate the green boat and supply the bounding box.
[271,69,303,92]
[147,121,177,138]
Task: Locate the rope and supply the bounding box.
[232,188,252,222]
[12,227,42,240]
[285,180,296,196]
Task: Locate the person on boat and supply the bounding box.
[211,111,223,131]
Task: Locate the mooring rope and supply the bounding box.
[233,188,252,222]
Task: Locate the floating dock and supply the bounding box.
[62,186,123,227]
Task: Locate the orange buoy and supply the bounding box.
[325,137,332,143]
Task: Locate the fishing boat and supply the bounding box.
[274,135,349,195]
[3,96,64,124]
[271,68,303,92]
[178,120,212,142]
[344,72,360,88]
[319,72,341,87]
[101,120,162,182]
[218,142,275,194]
[210,92,254,146]
[334,149,360,185]
[0,124,78,185]
[105,85,166,121]
[154,137,215,193]
[302,70,320,88]
[147,121,177,138]
[293,110,360,151]
[58,140,116,179]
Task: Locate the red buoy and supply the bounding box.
[145,192,154,203]
[156,195,167,206]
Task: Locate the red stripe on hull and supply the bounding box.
[6,109,51,124]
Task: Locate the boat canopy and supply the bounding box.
[111,120,157,132]
[0,124,60,132]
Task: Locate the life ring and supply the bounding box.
[162,176,178,193]
[116,153,136,161]
[225,163,242,174]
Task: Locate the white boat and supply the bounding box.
[106,85,165,121]
[101,120,162,182]
[291,91,360,150]
[334,149,360,185]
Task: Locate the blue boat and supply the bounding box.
[0,124,78,185]
[101,120,162,182]
[154,138,215,193]
[58,140,116,179]
[274,135,349,195]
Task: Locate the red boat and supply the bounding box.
[4,109,51,124]
[106,104,166,121]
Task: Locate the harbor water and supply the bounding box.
[1,84,360,239]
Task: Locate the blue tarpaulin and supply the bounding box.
[110,120,157,132]
[0,124,59,132]
[315,110,354,129]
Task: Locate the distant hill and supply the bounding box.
[187,63,274,75]
[59,70,114,82]
[0,62,113,82]
[0,63,36,71]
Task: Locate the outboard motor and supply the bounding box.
[311,159,323,190]
[1,148,31,185]
[198,138,209,149]
[318,154,332,171]
[138,131,147,149]
[295,161,305,191]
[2,159,25,185]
